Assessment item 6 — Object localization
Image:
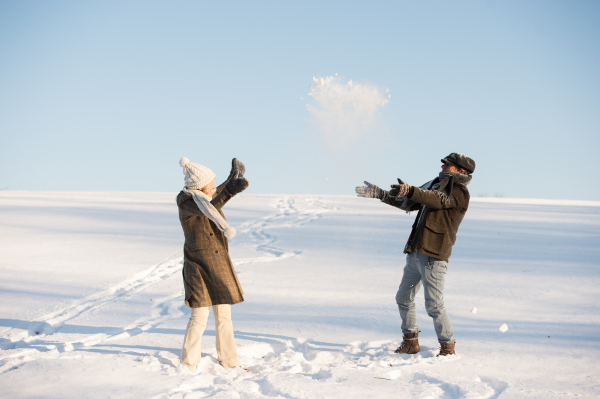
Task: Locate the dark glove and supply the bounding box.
[226,176,249,195]
[226,158,246,182]
[355,181,388,200]
[390,178,410,197]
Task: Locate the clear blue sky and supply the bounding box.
[1,0,599,199]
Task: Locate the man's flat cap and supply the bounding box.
[441,153,476,174]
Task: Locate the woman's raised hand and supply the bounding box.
[227,158,246,182]
[226,175,249,195]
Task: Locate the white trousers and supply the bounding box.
[180,304,240,370]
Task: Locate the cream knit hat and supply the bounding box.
[179,157,215,190]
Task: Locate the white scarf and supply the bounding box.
[183,188,237,239]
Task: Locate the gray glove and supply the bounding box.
[226,174,249,195]
[390,178,410,197]
[226,158,246,182]
[355,181,388,200]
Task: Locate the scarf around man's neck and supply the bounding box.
[183,188,237,239]
[431,172,472,206]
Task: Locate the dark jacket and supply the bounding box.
[385,177,470,262]
[176,182,244,308]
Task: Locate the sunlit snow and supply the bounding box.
[1,192,599,398]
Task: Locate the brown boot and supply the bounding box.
[394,331,420,354]
[437,342,456,356]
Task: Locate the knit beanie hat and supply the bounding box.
[179,157,215,189]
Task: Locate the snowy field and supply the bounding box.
[1,191,599,398]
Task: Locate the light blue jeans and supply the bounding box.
[395,252,455,343]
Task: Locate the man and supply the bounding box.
[355,153,475,356]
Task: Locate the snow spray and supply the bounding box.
[305,75,390,149]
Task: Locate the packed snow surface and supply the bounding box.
[1,192,599,398]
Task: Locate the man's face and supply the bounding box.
[441,162,464,174]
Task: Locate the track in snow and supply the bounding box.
[233,196,333,266]
[0,196,332,375]
[0,252,185,373]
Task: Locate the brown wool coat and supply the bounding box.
[403,182,470,262]
[176,182,244,308]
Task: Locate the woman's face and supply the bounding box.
[201,179,216,196]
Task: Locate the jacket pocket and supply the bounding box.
[186,238,210,251]
[422,220,446,256]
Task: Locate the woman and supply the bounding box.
[176,156,249,371]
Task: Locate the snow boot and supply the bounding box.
[394,331,420,354]
[437,342,456,356]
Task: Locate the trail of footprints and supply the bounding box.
[234,196,333,266]
[0,253,185,373]
[0,197,331,373]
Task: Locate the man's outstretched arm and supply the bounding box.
[407,185,467,210]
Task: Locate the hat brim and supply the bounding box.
[441,158,473,174]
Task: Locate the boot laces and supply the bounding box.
[399,337,417,350]
[438,346,454,355]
